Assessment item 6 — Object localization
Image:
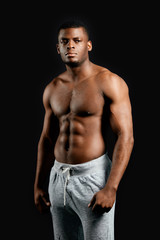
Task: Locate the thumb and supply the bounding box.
[41,192,51,206]
[88,194,96,208]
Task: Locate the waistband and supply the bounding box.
[53,153,111,177]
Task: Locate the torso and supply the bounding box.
[49,65,111,164]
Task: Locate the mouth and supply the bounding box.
[65,52,77,57]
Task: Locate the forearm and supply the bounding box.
[105,133,134,191]
[34,136,55,189]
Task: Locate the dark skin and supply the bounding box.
[34,27,134,214]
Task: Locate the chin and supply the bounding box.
[65,61,80,67]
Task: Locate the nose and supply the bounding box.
[67,40,75,50]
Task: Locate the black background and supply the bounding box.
[5,5,158,240]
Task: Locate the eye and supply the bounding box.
[61,39,68,44]
[75,39,81,43]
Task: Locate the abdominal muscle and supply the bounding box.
[54,115,106,164]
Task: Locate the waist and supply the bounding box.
[53,153,111,177]
[55,133,106,163]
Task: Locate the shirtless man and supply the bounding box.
[34,21,134,240]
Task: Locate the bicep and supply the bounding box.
[41,86,59,142]
[109,96,133,136]
[103,75,133,136]
[42,109,54,137]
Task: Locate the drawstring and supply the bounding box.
[62,167,71,206]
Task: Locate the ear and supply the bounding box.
[87,40,92,52]
[56,44,60,54]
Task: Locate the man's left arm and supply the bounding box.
[88,74,134,213]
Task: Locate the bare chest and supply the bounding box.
[50,79,104,117]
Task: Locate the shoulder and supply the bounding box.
[42,75,61,109]
[42,81,53,110]
[43,71,68,109]
[96,67,129,101]
[43,71,67,95]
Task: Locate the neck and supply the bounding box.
[65,59,93,82]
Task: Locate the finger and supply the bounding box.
[41,194,51,207]
[104,207,111,213]
[41,196,51,206]
[36,201,43,213]
[39,198,50,214]
[92,201,98,212]
[88,194,96,208]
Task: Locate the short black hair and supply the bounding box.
[57,20,90,40]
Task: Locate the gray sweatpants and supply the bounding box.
[48,153,115,240]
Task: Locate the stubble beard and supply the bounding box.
[65,61,80,68]
[63,57,87,68]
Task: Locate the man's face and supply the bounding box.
[57,27,92,66]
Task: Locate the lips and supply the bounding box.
[65,52,77,57]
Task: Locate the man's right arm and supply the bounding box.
[34,84,59,213]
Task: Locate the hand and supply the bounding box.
[88,187,116,214]
[34,187,51,214]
